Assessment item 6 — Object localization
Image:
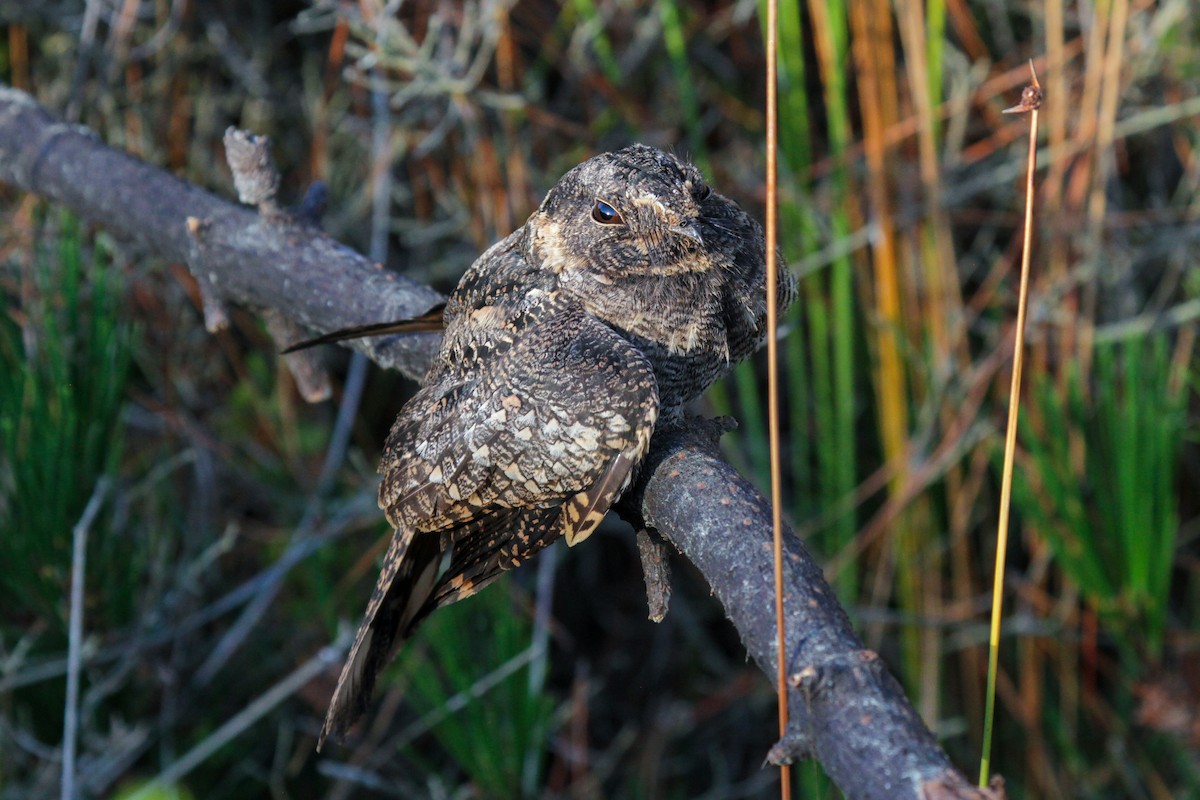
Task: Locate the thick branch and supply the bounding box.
[623,422,999,799]
[0,86,997,800]
[0,86,441,381]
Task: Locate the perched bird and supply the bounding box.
[310,144,795,749]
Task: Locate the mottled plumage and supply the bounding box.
[316,144,795,749]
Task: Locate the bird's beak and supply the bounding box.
[671,221,704,246]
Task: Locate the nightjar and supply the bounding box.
[310,144,795,748]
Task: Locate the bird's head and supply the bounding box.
[525,144,727,283]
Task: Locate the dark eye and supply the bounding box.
[695,184,712,201]
[591,199,624,225]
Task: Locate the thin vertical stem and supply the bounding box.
[765,0,790,797]
[981,67,1042,787]
[62,478,110,800]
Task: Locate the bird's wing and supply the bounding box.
[320,298,658,748]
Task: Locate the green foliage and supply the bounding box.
[0,212,134,628]
[1014,334,1190,659]
[567,0,621,85]
[655,0,706,173]
[113,781,196,800]
[750,0,859,593]
[399,576,557,798]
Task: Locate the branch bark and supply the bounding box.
[0,86,999,800]
[0,86,442,381]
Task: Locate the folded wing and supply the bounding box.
[319,298,658,748]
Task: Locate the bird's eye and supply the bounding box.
[695,184,712,201]
[591,199,624,225]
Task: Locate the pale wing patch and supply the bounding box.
[561,452,636,546]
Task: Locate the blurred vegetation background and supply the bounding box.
[1,0,1197,797]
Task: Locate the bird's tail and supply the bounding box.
[281,302,446,354]
[318,528,443,750]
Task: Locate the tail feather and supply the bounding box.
[282,303,446,354]
[318,530,443,750]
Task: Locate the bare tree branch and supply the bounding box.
[0,86,999,800]
[0,86,442,381]
[622,422,1001,799]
